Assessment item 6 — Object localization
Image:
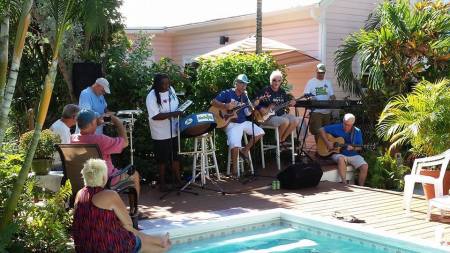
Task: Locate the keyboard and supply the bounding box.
[295,100,362,109]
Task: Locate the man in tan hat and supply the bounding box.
[78,77,111,134]
[303,63,335,142]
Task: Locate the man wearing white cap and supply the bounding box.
[211,74,265,177]
[318,113,368,186]
[303,63,335,142]
[78,77,111,134]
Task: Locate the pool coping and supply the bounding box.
[142,208,450,252]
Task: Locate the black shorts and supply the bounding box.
[153,137,180,163]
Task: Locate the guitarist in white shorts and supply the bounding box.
[318,113,368,185]
[211,74,265,177]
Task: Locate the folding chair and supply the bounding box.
[56,144,138,228]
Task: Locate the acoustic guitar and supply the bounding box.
[317,133,375,157]
[252,93,314,123]
[209,95,269,129]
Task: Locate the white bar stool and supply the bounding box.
[192,132,220,185]
[259,125,295,171]
[226,134,254,177]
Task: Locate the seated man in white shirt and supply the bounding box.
[50,104,80,144]
[50,104,80,171]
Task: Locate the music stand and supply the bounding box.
[117,109,143,165]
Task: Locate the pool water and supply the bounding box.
[168,224,414,253]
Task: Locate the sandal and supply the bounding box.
[239,149,250,162]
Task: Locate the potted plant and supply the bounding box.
[19,129,61,175]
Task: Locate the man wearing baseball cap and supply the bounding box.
[78,77,111,134]
[211,74,265,178]
[303,63,336,142]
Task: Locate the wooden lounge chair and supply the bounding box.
[56,144,138,228]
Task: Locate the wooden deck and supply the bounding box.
[138,169,450,245]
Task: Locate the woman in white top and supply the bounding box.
[146,73,183,192]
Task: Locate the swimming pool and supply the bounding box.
[143,209,450,253]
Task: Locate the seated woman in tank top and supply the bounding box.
[72,158,170,253]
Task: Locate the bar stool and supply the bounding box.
[191,132,220,185]
[226,134,254,177]
[260,125,295,171]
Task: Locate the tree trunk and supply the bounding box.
[58,55,77,102]
[256,0,262,54]
[0,10,10,104]
[0,0,66,230]
[0,0,33,147]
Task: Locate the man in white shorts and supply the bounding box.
[211,74,265,177]
[318,113,368,185]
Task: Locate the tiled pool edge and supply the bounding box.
[142,208,450,253]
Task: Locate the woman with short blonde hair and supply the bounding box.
[73,159,170,253]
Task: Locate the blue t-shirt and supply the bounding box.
[323,123,363,157]
[79,87,107,116]
[78,86,107,134]
[214,89,250,123]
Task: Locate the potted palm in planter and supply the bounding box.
[19,129,61,175]
[377,79,450,199]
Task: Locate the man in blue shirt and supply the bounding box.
[78,77,111,134]
[211,74,265,177]
[319,113,368,185]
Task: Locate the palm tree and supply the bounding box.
[335,0,449,96]
[0,0,33,146]
[256,0,262,54]
[376,79,450,156]
[0,0,80,233]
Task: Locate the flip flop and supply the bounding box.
[345,215,365,223]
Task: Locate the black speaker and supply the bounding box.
[72,62,103,98]
[277,161,323,189]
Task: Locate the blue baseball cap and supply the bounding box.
[76,109,97,129]
[235,74,250,84]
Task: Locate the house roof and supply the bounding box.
[125,0,325,33]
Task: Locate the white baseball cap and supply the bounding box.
[95,78,110,94]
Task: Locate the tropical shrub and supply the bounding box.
[335,0,449,96]
[377,79,450,156]
[365,151,410,191]
[0,151,73,252]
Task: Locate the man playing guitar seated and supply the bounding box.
[255,70,301,148]
[211,74,265,177]
[318,113,368,186]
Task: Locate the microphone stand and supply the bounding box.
[240,91,259,185]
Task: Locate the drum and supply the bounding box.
[179,112,216,138]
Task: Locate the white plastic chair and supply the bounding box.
[259,125,295,171]
[226,134,254,177]
[403,149,450,213]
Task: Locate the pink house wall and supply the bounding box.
[325,0,380,98]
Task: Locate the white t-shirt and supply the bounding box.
[304,77,334,114]
[146,87,179,140]
[50,119,71,144]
